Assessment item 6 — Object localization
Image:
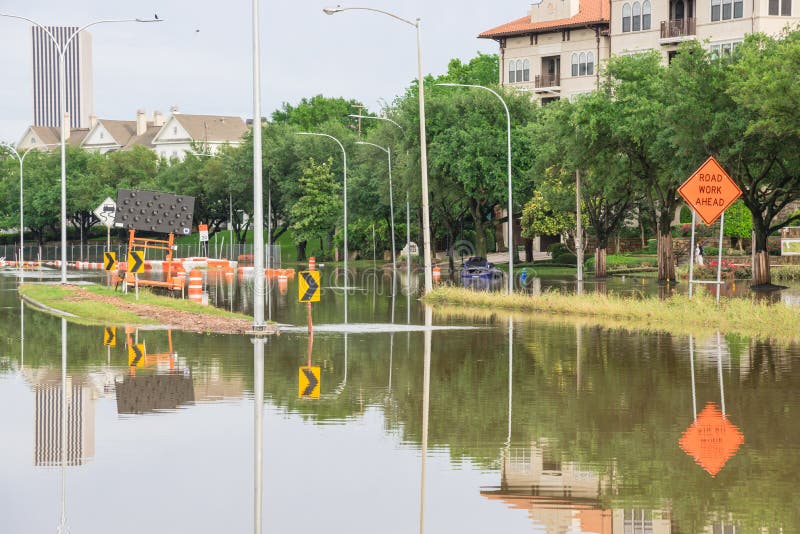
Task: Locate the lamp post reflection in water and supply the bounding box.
[419,306,432,533]
[58,318,68,534]
[252,337,265,534]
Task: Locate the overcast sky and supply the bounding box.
[0,0,524,143]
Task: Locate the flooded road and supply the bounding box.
[1,270,799,533]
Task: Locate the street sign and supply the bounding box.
[198,224,209,242]
[127,251,145,274]
[298,366,320,398]
[298,270,321,303]
[678,156,742,226]
[104,251,117,271]
[679,402,744,477]
[93,197,117,228]
[128,343,146,367]
[103,327,117,347]
[781,238,800,255]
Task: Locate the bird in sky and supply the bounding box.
[154,13,159,20]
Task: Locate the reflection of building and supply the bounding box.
[33,379,95,466]
[116,373,195,414]
[482,443,671,533]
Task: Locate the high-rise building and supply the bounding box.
[31,26,93,129]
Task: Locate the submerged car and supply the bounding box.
[460,256,504,289]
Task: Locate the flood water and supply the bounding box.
[1,268,799,533]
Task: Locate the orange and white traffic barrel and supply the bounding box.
[433,265,441,282]
[188,269,203,302]
[309,257,316,271]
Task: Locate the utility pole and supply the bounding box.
[352,104,364,138]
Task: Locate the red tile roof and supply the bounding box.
[479,0,610,38]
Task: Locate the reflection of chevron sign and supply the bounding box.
[128,343,146,367]
[298,270,320,303]
[103,327,116,347]
[298,366,320,398]
[127,251,145,274]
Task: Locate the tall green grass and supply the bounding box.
[424,287,800,343]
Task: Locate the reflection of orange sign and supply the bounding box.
[679,402,744,476]
[678,156,742,225]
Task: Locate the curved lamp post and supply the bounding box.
[349,114,412,322]
[437,83,514,294]
[324,6,433,294]
[296,132,349,324]
[0,13,162,284]
[1,143,58,278]
[355,141,397,295]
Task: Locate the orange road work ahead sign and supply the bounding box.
[679,402,744,477]
[678,156,742,226]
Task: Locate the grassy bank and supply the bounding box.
[424,287,800,343]
[19,283,252,326]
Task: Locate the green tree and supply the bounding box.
[290,158,342,257]
[272,95,371,134]
[723,201,752,250]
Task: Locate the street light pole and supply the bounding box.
[1,144,56,277]
[251,0,266,330]
[296,132,349,323]
[0,14,162,284]
[349,114,411,318]
[436,83,514,293]
[324,6,433,294]
[356,141,397,295]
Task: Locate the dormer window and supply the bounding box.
[173,126,178,135]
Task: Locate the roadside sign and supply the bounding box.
[128,343,146,367]
[93,197,117,228]
[781,238,800,256]
[127,251,145,274]
[104,251,117,271]
[198,224,209,242]
[298,366,320,398]
[103,327,117,347]
[678,402,744,477]
[298,270,321,303]
[678,156,742,226]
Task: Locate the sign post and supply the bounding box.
[127,250,145,300]
[93,197,117,251]
[298,269,322,398]
[677,157,742,303]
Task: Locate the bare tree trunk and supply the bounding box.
[594,247,607,279]
[524,238,533,263]
[657,229,676,284]
[753,251,771,286]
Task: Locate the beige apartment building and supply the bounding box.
[480,0,800,103]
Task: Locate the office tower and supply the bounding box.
[31,26,93,129]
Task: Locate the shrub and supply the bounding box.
[554,252,577,265]
[547,242,570,257]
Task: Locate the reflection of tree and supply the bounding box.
[4,308,799,531]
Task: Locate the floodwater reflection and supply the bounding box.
[1,273,799,533]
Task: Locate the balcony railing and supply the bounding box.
[534,73,560,88]
[660,18,696,39]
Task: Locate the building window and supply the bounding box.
[30,137,36,144]
[622,3,632,32]
[771,0,792,15]
[716,0,744,19]
[572,52,595,76]
[509,60,516,83]
[516,60,524,83]
[710,40,741,58]
[632,2,642,31]
[642,0,652,29]
[523,59,530,81]
[173,126,178,135]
